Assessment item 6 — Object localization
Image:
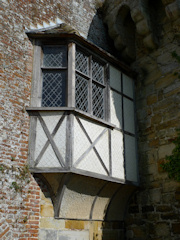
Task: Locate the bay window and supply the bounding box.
[26,33,138,184]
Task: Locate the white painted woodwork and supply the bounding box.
[111,130,124,179]
[73,117,92,163]
[30,109,138,182]
[34,118,48,160]
[37,144,60,167]
[73,117,108,176]
[34,111,66,168]
[95,130,109,171]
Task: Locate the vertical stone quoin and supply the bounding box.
[104,0,180,239]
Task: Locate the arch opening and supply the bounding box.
[115,5,136,63]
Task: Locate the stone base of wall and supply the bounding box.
[39,219,125,240]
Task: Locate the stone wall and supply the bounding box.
[104,0,180,239]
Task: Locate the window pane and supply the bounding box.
[109,65,121,92]
[92,59,104,84]
[110,90,122,129]
[42,71,66,107]
[43,46,67,67]
[75,74,88,112]
[125,134,138,182]
[92,83,104,119]
[123,97,135,134]
[75,50,89,75]
[123,74,134,98]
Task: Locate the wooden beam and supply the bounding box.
[37,112,65,167]
[67,42,76,107]
[74,117,109,175]
[34,113,66,166]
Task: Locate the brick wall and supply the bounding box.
[0,0,108,239]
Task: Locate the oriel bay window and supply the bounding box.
[27,33,138,184]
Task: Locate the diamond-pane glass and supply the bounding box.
[43,46,67,67]
[75,74,88,112]
[75,50,89,75]
[92,83,104,119]
[92,59,104,84]
[42,71,66,107]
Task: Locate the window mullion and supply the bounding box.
[67,42,76,107]
[89,55,92,115]
[31,40,42,107]
[105,63,110,122]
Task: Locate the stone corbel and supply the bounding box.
[136,19,150,36]
[143,34,158,50]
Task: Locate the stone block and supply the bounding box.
[143,34,157,50]
[102,229,123,240]
[151,114,162,125]
[40,202,54,217]
[172,223,180,234]
[157,159,166,173]
[65,220,85,230]
[126,230,134,239]
[165,2,180,19]
[156,205,172,212]
[147,94,158,105]
[148,163,157,175]
[39,229,57,240]
[145,212,160,221]
[149,138,160,148]
[161,212,179,220]
[175,190,180,201]
[131,8,144,23]
[158,143,174,159]
[149,188,161,203]
[128,206,139,214]
[142,205,154,213]
[40,217,65,230]
[136,19,149,36]
[163,181,180,193]
[162,193,175,203]
[57,230,89,240]
[154,222,170,237]
[155,73,174,89]
[161,0,175,5]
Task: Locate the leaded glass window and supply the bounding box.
[75,49,106,119]
[41,46,67,107]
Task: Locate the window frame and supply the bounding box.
[30,34,136,129]
[41,45,68,108]
[75,46,108,120]
[31,39,110,122]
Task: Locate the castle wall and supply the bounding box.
[0,1,124,239]
[104,0,180,239]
